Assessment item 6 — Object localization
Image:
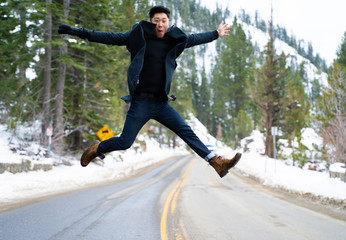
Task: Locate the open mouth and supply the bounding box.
[155,28,165,37]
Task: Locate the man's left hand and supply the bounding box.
[217,21,230,37]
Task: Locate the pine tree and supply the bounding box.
[337,31,346,66]
[211,16,254,145]
[310,78,322,105]
[53,0,70,152]
[0,0,35,123]
[62,0,126,150]
[40,0,53,146]
[280,65,310,145]
[14,2,29,87]
[187,52,204,120]
[234,109,253,144]
[248,10,289,158]
[198,68,211,128]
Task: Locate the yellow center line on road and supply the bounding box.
[160,158,197,240]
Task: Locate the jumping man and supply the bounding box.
[58,5,241,178]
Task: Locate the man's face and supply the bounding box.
[151,13,169,38]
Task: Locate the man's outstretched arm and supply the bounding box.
[58,24,130,46]
[186,21,230,48]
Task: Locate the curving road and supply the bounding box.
[0,155,345,240]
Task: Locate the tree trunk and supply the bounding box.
[17,3,28,121]
[263,8,275,158]
[41,0,52,146]
[18,4,27,87]
[217,122,222,141]
[172,135,177,149]
[159,125,163,148]
[71,67,82,151]
[53,0,70,153]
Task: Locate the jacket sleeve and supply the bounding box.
[87,30,131,46]
[186,30,219,48]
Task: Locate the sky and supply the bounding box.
[200,0,346,65]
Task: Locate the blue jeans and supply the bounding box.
[97,95,214,161]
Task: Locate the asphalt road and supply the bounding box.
[0,155,345,240]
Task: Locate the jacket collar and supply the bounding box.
[138,21,187,42]
[166,26,187,42]
[139,20,156,34]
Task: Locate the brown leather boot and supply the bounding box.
[209,153,242,178]
[80,140,105,167]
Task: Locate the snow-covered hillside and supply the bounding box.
[193,14,328,92]
[240,22,328,89]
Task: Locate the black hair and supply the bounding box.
[149,6,170,20]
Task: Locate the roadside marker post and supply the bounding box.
[272,126,278,172]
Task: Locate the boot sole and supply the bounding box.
[220,170,229,178]
[230,153,242,168]
[80,140,100,167]
[80,150,91,167]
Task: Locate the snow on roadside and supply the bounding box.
[235,152,346,201]
[235,129,346,202]
[0,125,23,164]
[0,117,345,210]
[0,139,185,207]
[0,123,188,207]
[188,117,346,203]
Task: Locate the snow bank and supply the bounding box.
[0,118,345,211]
[0,131,185,207]
[330,163,346,174]
[236,152,346,201]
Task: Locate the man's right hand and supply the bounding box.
[58,24,72,34]
[58,24,89,39]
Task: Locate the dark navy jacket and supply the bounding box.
[87,21,219,103]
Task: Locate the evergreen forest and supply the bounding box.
[0,0,345,165]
